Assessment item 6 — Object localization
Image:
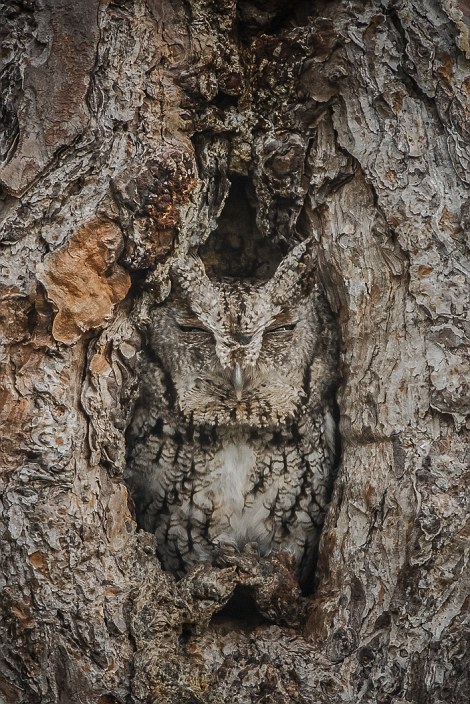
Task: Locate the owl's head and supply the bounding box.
[149,241,320,428]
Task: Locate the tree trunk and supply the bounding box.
[1,1,468,702]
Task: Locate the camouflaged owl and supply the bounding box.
[125,240,338,585]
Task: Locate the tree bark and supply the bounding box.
[0,1,468,702]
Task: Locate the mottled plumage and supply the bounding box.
[125,241,338,584]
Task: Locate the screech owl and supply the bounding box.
[125,240,338,585]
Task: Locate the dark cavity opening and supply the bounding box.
[236,0,316,37]
[210,585,266,630]
[199,175,284,279]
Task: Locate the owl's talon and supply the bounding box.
[212,537,240,566]
[242,541,261,559]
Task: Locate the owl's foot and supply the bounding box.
[212,538,261,570]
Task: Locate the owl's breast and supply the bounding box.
[201,437,278,555]
[208,441,255,514]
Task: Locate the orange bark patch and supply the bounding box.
[10,601,35,629]
[29,551,48,572]
[463,76,470,96]
[37,220,131,345]
[89,351,112,375]
[436,55,454,82]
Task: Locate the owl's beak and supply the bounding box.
[232,363,244,400]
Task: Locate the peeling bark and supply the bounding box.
[37,219,130,344]
[0,1,468,703]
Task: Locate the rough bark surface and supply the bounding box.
[0,1,468,703]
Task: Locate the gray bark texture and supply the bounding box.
[0,0,469,702]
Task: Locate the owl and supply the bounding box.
[125,240,338,586]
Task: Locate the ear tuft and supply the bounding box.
[266,238,317,305]
[170,253,208,293]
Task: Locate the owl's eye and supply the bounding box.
[178,323,210,334]
[266,323,297,333]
